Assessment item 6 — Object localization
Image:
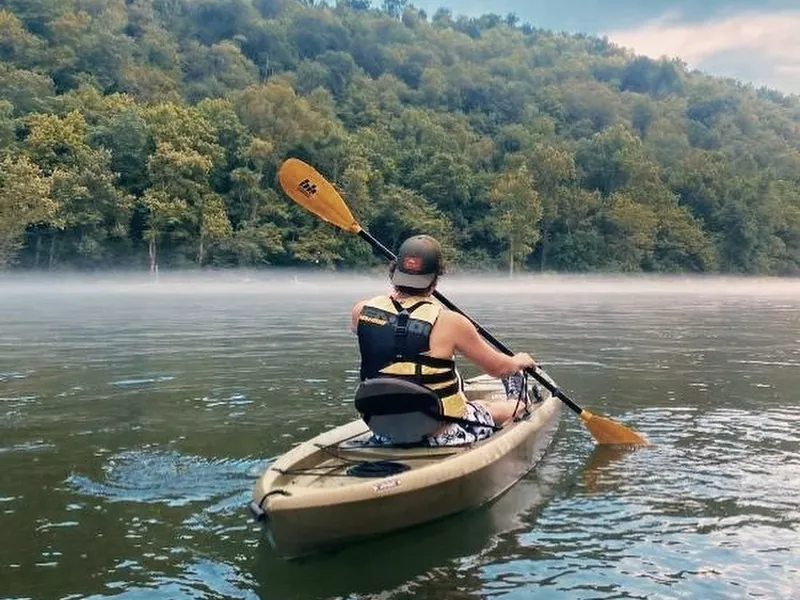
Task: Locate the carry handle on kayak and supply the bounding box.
[277,158,650,446]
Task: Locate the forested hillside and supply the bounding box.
[1,0,799,274]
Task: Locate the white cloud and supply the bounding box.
[606,10,800,93]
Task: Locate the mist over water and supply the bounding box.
[1,272,798,599]
[2,270,799,309]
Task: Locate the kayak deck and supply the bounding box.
[251,375,561,557]
[270,450,466,490]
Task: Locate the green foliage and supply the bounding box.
[489,165,542,275]
[0,0,798,275]
[0,154,55,266]
[0,63,55,114]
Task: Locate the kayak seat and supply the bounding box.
[354,377,443,446]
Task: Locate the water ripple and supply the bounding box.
[66,449,270,507]
[109,376,176,387]
[82,558,258,600]
[0,440,55,455]
[0,371,28,382]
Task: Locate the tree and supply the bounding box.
[0,100,15,149]
[620,57,684,97]
[651,202,717,272]
[186,0,259,46]
[0,0,71,37]
[367,185,455,256]
[0,155,56,267]
[602,192,658,271]
[181,40,259,100]
[488,165,542,276]
[0,63,55,114]
[141,188,185,273]
[232,80,345,158]
[383,0,407,19]
[525,143,576,270]
[212,223,284,266]
[90,107,152,196]
[24,111,132,268]
[576,124,642,195]
[0,9,46,68]
[146,141,230,267]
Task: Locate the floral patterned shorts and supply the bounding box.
[425,401,496,447]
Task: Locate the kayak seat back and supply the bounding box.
[354,377,442,445]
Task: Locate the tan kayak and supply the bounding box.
[250,374,562,558]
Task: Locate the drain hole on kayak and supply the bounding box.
[346,461,410,478]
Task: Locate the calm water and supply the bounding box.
[1,273,798,600]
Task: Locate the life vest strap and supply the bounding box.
[425,381,460,399]
[414,355,456,369]
[390,298,432,360]
[412,370,454,385]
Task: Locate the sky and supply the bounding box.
[412,0,800,95]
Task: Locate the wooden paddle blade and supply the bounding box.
[278,158,362,233]
[580,410,651,446]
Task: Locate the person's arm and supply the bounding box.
[350,301,366,334]
[450,312,535,378]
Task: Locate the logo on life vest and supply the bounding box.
[297,178,318,198]
[402,256,423,272]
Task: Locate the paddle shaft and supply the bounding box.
[358,229,582,416]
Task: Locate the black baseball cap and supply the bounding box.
[391,235,443,289]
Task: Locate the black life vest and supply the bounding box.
[356,295,466,418]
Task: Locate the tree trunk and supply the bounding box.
[509,239,514,278]
[48,231,56,270]
[197,232,205,266]
[148,236,157,274]
[33,232,42,268]
[540,229,548,272]
[249,185,260,223]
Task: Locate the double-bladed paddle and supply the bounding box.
[277,157,650,446]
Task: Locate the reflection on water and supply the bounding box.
[0,273,798,599]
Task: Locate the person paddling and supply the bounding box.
[350,235,536,446]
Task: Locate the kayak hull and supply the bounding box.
[251,375,561,558]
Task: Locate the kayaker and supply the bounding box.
[350,234,536,446]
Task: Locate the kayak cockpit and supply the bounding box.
[264,430,469,490]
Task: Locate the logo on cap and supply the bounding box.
[402,256,423,272]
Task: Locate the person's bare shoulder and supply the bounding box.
[438,307,469,327]
[350,300,366,333]
[439,309,495,365]
[435,308,474,342]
